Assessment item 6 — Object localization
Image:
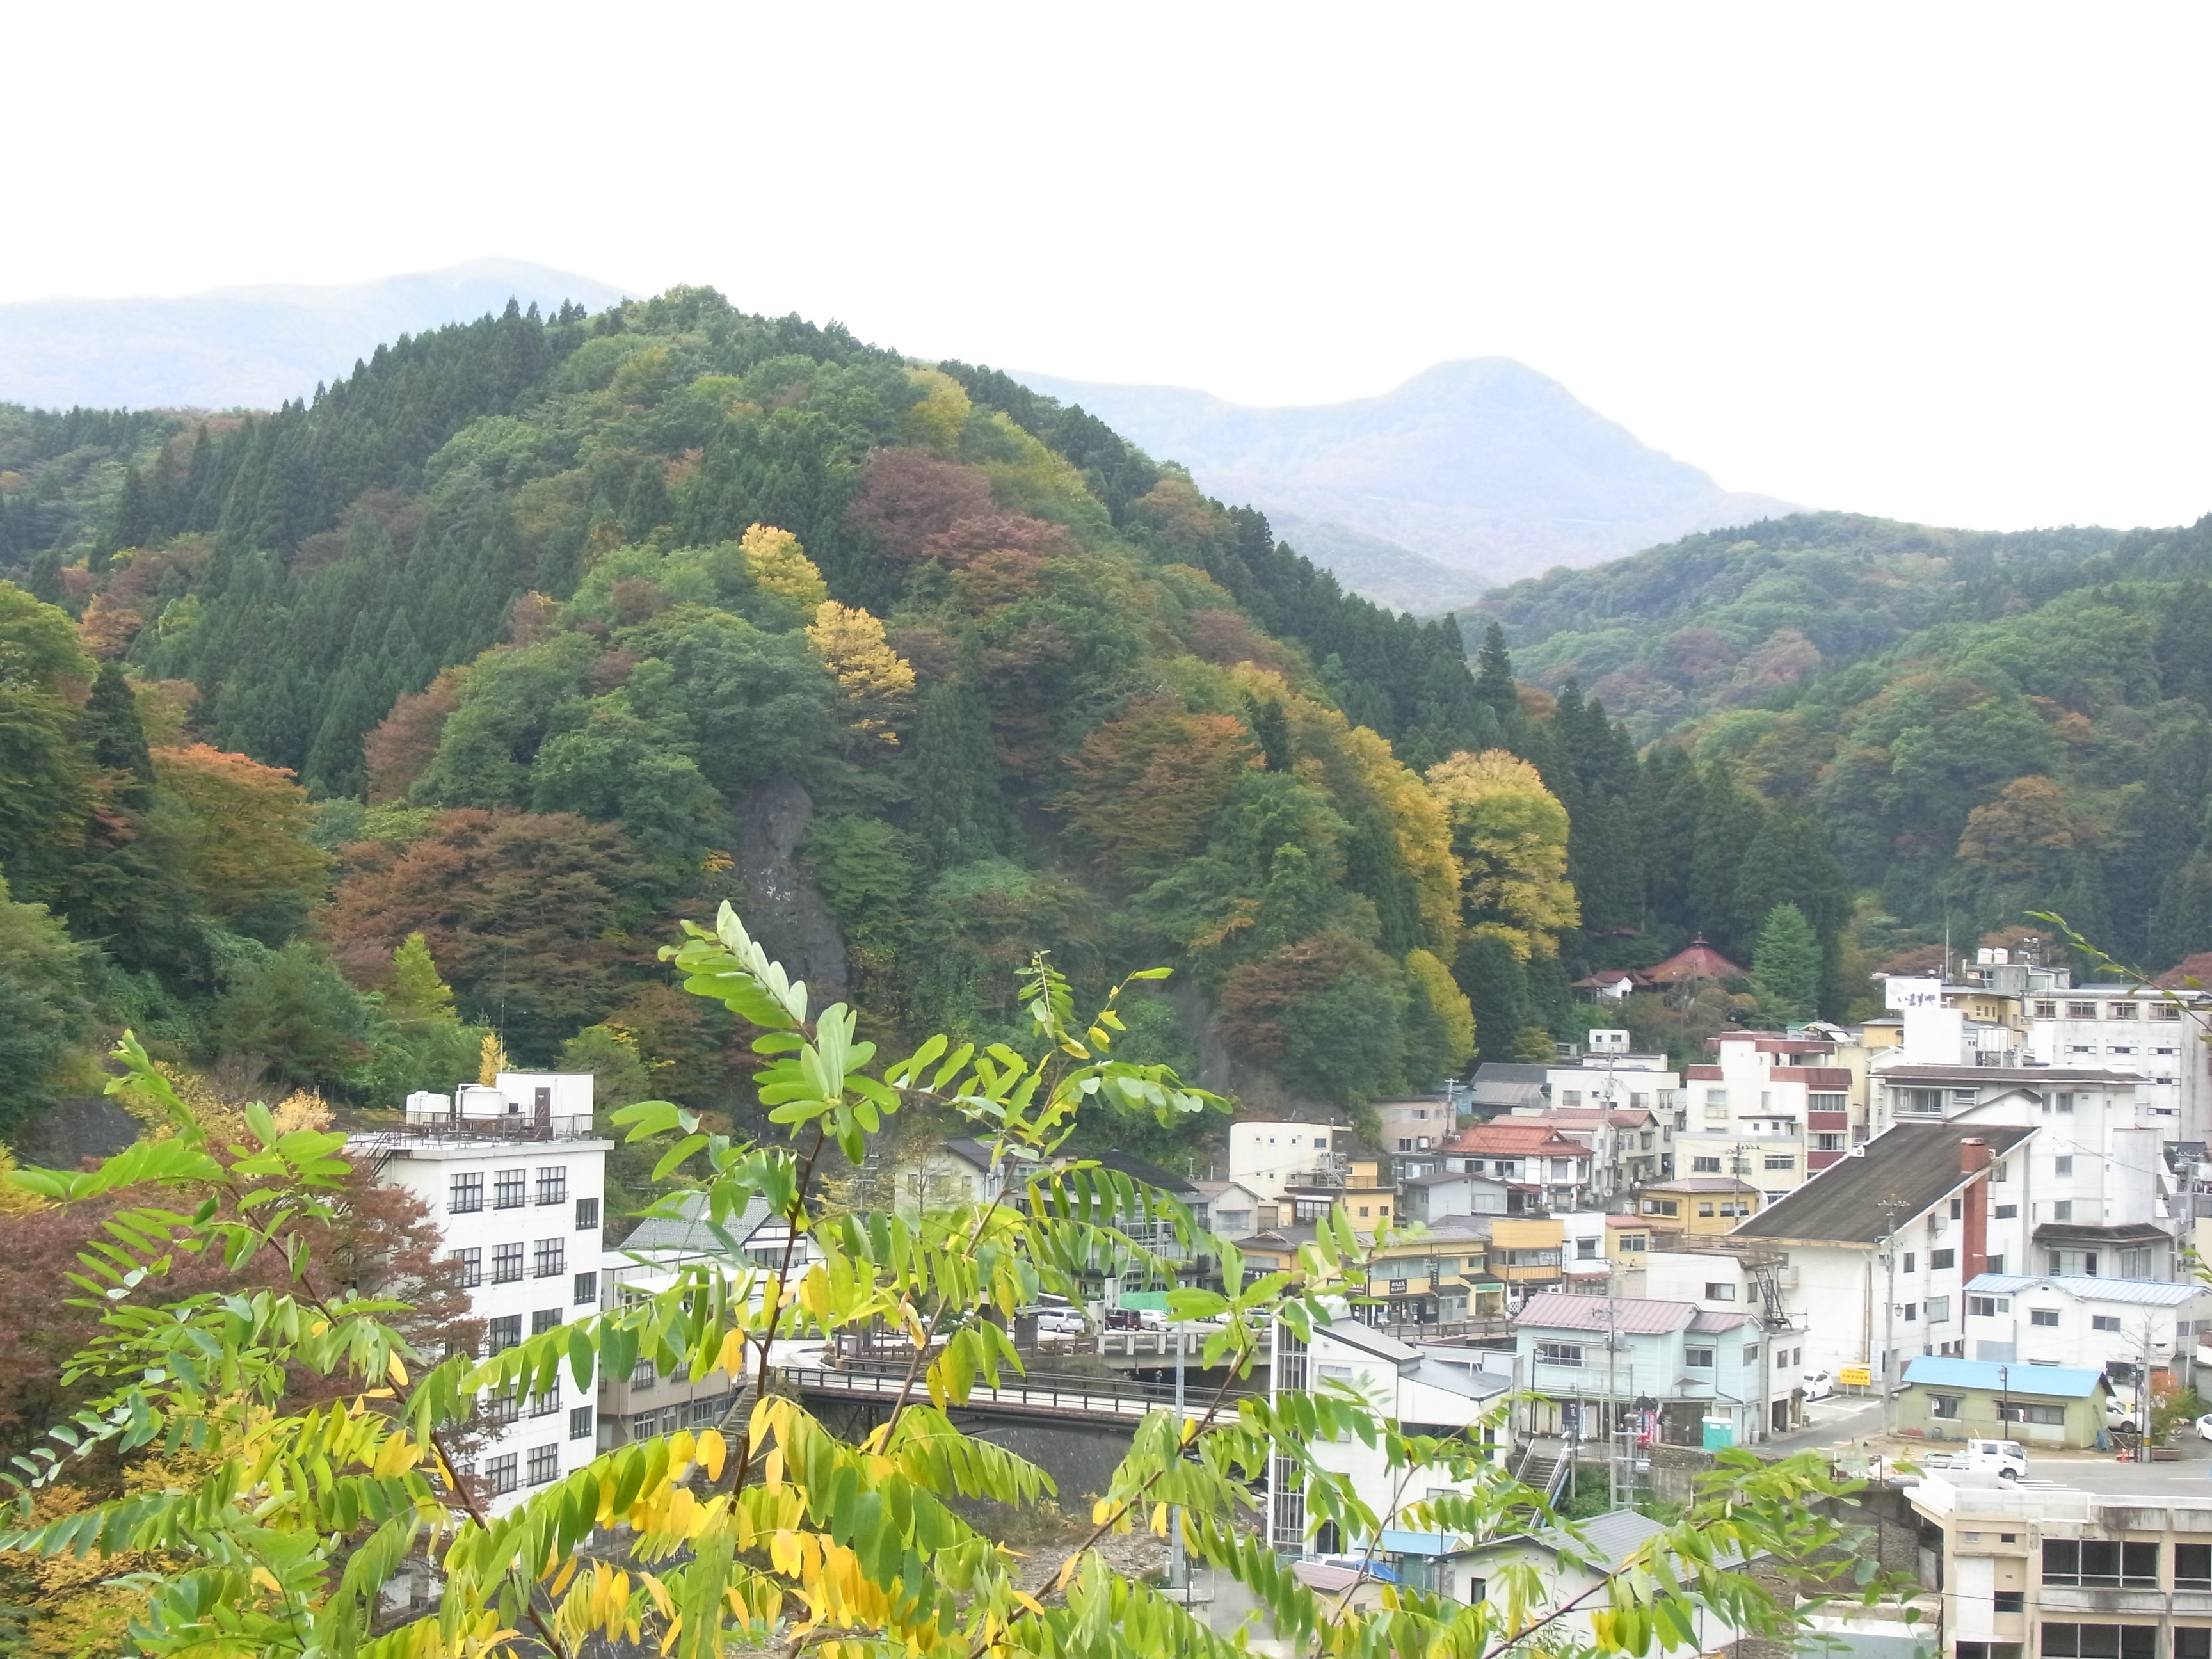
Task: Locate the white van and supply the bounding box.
[1923,1439,2028,1480]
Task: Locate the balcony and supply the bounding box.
[376,1111,597,1144]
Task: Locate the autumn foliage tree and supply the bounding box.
[324,809,662,1059]
[1056,698,1256,881]
[1426,748,1578,959]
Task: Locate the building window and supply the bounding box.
[631,1357,657,1390]
[1994,1592,2024,1614]
[1996,1400,2065,1425]
[2043,1542,2160,1589]
[2092,1315,2122,1333]
[2108,1004,2136,1020]
[2053,1156,2076,1178]
[449,1173,484,1214]
[1816,1134,1844,1151]
[1930,1393,1963,1419]
[484,1454,518,1496]
[531,1308,562,1337]
[1742,1343,1760,1365]
[493,1169,527,1209]
[1270,1454,1306,1549]
[2179,1634,2212,1659]
[573,1271,598,1306]
[1960,1646,2024,1659]
[1275,1329,1307,1391]
[1995,1204,2017,1219]
[492,1242,524,1283]
[1904,1253,1916,1274]
[2042,1629,2153,1659]
[1704,1283,1737,1301]
[2053,1201,2074,1222]
[2030,1308,2060,1327]
[1692,1157,1722,1174]
[1686,1347,1714,1368]
[1706,1089,1727,1107]
[1902,1304,1918,1322]
[452,1247,482,1288]
[1809,1093,1848,1112]
[483,1388,520,1426]
[1931,1249,1955,1270]
[536,1167,567,1206]
[2176,1545,2212,1589]
[1576,1238,1599,1258]
[526,1444,559,1486]
[1763,1154,1795,1171]
[533,1238,565,1278]
[1618,1235,1647,1252]
[1927,1297,1951,1323]
[1970,1296,2010,1317]
[2152,1002,2184,1022]
[1535,1343,1584,1368]
[1643,1199,1679,1217]
[527,1388,559,1418]
[2118,1247,2152,1278]
[575,1196,600,1231]
[569,1405,595,1442]
[486,1314,522,1354]
[2067,1002,2098,1019]
[1987,1254,2005,1274]
[2049,1251,2099,1276]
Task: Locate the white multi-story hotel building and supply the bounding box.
[364,1071,609,1514]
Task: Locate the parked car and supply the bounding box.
[1920,1439,2027,1480]
[1801,1370,1835,1401]
[2195,1412,2212,1443]
[2105,1395,2140,1434]
[1030,1308,1087,1336]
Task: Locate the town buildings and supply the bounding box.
[1511,1289,1784,1447]
[1893,1356,2115,1448]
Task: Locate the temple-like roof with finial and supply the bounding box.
[1643,936,1747,984]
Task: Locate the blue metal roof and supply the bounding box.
[1902,1356,2106,1397]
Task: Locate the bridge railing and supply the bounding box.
[779,1365,1192,1421]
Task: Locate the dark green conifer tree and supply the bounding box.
[1750,903,1822,1025]
[908,672,1018,870]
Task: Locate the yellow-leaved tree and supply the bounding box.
[2,908,1907,1659]
[806,599,917,745]
[1425,747,1580,959]
[738,522,829,609]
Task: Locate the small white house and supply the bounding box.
[1962,1271,2212,1386]
[1400,1169,1513,1222]
[1269,1318,1511,1558]
[1228,1121,1350,1201]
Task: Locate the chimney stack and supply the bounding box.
[1959,1136,1991,1281]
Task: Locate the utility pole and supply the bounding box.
[1876,1193,1911,1436]
[1168,1319,1187,1595]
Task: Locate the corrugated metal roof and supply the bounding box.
[1688,1309,1755,1333]
[1902,1356,2105,1397]
[1731,1122,2035,1244]
[1966,1273,2206,1306]
[1513,1292,1696,1334]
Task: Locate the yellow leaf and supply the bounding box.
[387,1351,410,1388]
[697,1428,727,1482]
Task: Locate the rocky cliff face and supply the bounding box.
[737,778,849,1009]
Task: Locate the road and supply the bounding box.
[1759,1391,2212,1499]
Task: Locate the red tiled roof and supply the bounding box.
[1645,937,1747,982]
[1442,1124,1589,1158]
[1687,1065,1722,1080]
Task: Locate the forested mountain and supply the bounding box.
[0,287,1544,1153]
[1480,510,2212,972]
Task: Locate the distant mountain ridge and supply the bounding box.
[1015,359,1798,604]
[0,259,630,411]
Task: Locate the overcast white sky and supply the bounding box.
[8,3,2209,532]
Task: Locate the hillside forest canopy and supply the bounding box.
[0,285,2200,1159]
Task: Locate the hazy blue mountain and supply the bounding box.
[0,259,629,411]
[1015,359,1797,600]
[1260,511,1493,616]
